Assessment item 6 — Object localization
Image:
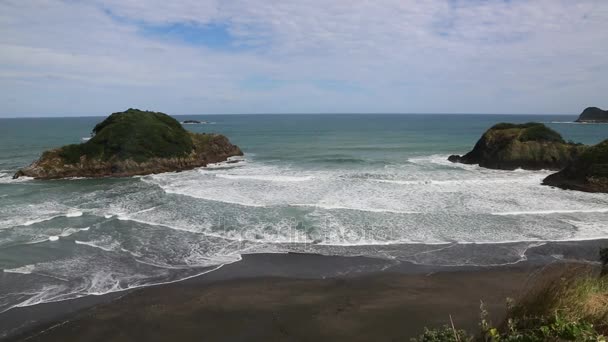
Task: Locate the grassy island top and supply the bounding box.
[488,122,566,143]
[59,109,196,163]
[570,139,608,178]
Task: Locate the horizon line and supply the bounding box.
[0,112,579,119]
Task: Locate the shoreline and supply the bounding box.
[2,238,606,341]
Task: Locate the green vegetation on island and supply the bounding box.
[60,109,196,164]
[13,108,243,179]
[448,123,585,170]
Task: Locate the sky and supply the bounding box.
[1,0,607,117]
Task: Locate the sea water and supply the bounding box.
[0,114,607,314]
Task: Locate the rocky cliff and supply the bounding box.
[14,109,243,179]
[575,107,608,123]
[543,140,608,193]
[448,123,585,170]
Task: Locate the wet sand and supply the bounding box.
[2,250,593,342]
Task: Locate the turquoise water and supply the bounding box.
[0,114,607,314]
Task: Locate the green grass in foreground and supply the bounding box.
[413,249,608,342]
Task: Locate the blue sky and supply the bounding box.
[0,0,607,117]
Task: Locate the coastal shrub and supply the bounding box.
[490,122,541,130]
[60,108,195,164]
[415,258,608,341]
[413,312,605,342]
[488,122,565,143]
[509,273,608,335]
[411,325,472,342]
[518,125,564,143]
[494,314,604,341]
[59,142,105,164]
[581,141,608,166]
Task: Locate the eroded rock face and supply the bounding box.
[448,123,586,171]
[14,109,243,179]
[543,140,608,193]
[576,107,608,123]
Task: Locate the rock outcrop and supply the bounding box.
[448,123,586,170]
[14,109,243,179]
[182,120,207,124]
[543,140,608,193]
[575,107,608,123]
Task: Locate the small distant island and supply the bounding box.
[575,107,608,123]
[181,120,209,124]
[13,109,242,179]
[543,139,608,193]
[448,122,585,170]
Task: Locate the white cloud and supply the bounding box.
[0,0,607,116]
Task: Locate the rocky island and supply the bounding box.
[13,109,242,179]
[181,120,208,124]
[543,140,608,193]
[448,123,585,170]
[575,107,608,123]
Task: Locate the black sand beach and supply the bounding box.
[2,239,604,342]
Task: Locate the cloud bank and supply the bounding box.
[0,0,607,116]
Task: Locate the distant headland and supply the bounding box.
[575,107,608,123]
[13,108,242,179]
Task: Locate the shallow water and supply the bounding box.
[0,114,607,313]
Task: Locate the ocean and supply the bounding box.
[0,114,607,314]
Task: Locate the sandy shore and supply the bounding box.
[2,246,598,342]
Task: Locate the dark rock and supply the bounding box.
[543,139,608,193]
[182,120,208,125]
[448,122,586,170]
[182,120,206,124]
[575,107,608,123]
[447,155,462,163]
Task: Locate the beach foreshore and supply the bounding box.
[1,240,605,342]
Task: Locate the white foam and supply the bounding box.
[0,260,233,314]
[114,214,200,233]
[215,174,313,182]
[3,264,35,274]
[0,175,33,184]
[407,154,469,168]
[548,121,608,125]
[493,208,608,216]
[22,210,84,226]
[66,211,83,218]
[22,215,61,226]
[132,207,157,215]
[48,236,59,241]
[291,203,419,214]
[155,187,268,208]
[204,156,247,169]
[372,178,521,186]
[75,240,117,252]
